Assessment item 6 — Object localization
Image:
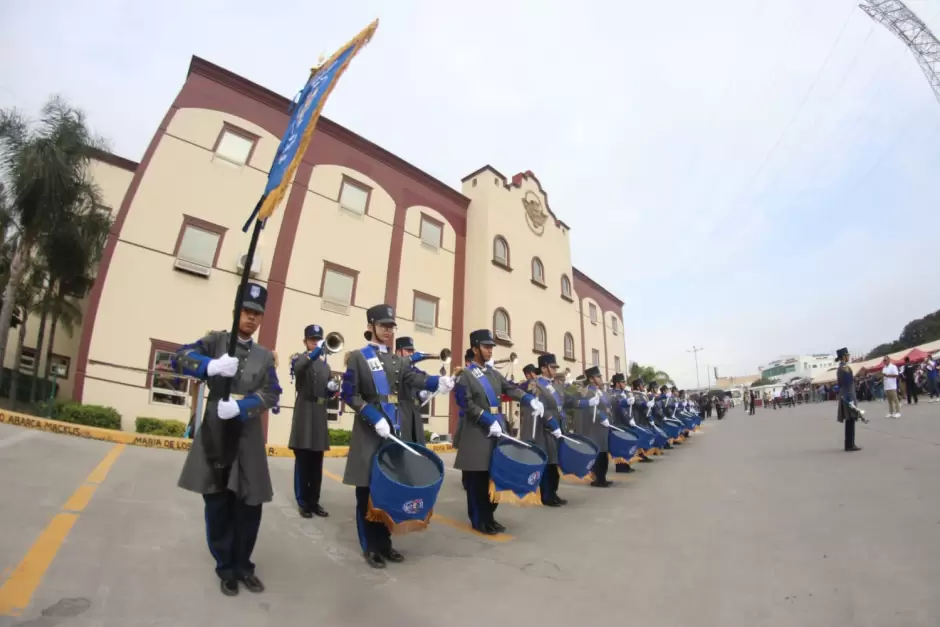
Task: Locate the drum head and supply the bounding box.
[496,440,545,466]
[562,435,596,456]
[376,444,442,488]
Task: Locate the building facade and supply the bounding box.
[758,354,835,383]
[20,56,628,447]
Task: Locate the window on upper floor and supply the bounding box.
[149,340,189,407]
[413,291,438,333]
[533,322,547,352]
[338,176,371,216]
[614,356,621,373]
[564,333,575,361]
[320,262,359,315]
[493,308,512,343]
[531,258,545,286]
[611,317,619,335]
[589,303,598,324]
[592,349,601,367]
[493,236,510,269]
[173,216,227,277]
[419,214,443,250]
[212,123,258,167]
[47,354,70,378]
[561,274,572,300]
[19,347,36,375]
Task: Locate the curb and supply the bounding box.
[0,410,455,458]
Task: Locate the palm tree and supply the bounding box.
[8,266,44,409]
[0,96,105,388]
[627,362,675,387]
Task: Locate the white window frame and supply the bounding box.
[493,237,508,265]
[562,275,572,297]
[150,348,190,407]
[592,349,600,368]
[419,216,442,251]
[414,294,437,333]
[175,224,221,272]
[494,309,511,342]
[589,303,598,324]
[338,178,369,217]
[213,128,255,167]
[19,347,37,375]
[321,267,355,315]
[534,323,547,352]
[564,334,575,360]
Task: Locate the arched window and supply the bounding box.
[534,322,547,352]
[493,236,510,268]
[564,333,575,360]
[561,274,572,299]
[493,308,511,341]
[532,257,545,284]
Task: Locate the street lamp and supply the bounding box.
[688,346,704,389]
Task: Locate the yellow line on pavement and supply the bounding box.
[0,443,126,616]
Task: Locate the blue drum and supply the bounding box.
[628,426,656,452]
[558,433,599,479]
[609,428,640,464]
[489,439,548,505]
[368,441,445,534]
[662,419,684,440]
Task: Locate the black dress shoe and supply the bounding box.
[363,551,386,569]
[554,497,568,506]
[240,574,265,593]
[311,504,329,518]
[220,578,239,596]
[490,520,506,533]
[298,507,313,519]
[542,499,562,507]
[473,523,498,536]
[845,445,862,452]
[590,480,608,487]
[382,547,404,563]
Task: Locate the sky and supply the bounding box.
[3,0,940,388]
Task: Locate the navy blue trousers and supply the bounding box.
[355,486,391,553]
[463,471,497,528]
[203,490,262,581]
[293,449,323,509]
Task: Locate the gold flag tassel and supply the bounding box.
[557,465,593,483]
[488,480,543,507]
[366,497,434,535]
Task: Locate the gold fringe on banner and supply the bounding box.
[610,456,631,466]
[488,480,542,507]
[366,498,433,535]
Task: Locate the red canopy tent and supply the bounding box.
[862,348,931,373]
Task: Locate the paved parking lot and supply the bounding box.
[0,402,938,627]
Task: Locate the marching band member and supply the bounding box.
[341,304,456,568]
[573,366,613,487]
[649,382,673,449]
[836,347,862,452]
[519,354,567,506]
[395,336,429,444]
[288,324,336,519]
[522,363,538,381]
[176,283,281,597]
[454,330,544,535]
[609,373,636,473]
[631,379,660,458]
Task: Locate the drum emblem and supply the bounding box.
[527,471,541,486]
[586,459,595,471]
[402,498,424,515]
[629,446,637,456]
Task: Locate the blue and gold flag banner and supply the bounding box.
[255,19,379,224]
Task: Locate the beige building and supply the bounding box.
[7,56,627,446]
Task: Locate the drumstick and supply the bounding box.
[419,366,466,409]
[558,433,581,445]
[607,424,627,433]
[387,433,423,457]
[498,433,533,448]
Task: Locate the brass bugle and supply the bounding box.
[492,351,518,366]
[410,347,452,364]
[324,332,344,354]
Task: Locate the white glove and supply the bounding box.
[207,354,239,378]
[529,398,544,418]
[436,376,456,394]
[418,390,431,401]
[551,428,562,439]
[601,419,611,428]
[627,396,635,406]
[217,398,240,420]
[588,396,600,407]
[316,339,325,349]
[485,359,495,368]
[327,380,339,392]
[488,421,503,438]
[374,418,391,439]
[629,418,637,428]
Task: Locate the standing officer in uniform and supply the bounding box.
[341,305,455,568]
[176,282,281,597]
[454,330,544,534]
[394,336,431,444]
[836,347,863,452]
[519,353,566,506]
[288,324,336,519]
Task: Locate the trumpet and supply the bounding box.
[324,332,344,354]
[410,348,452,364]
[492,352,518,367]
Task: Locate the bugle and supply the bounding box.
[324,332,344,354]
[410,347,452,364]
[492,352,518,367]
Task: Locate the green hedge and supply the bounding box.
[47,401,122,430]
[136,417,187,437]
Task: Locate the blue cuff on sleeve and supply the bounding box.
[360,404,384,426]
[236,396,264,421]
[179,353,210,379]
[521,393,534,406]
[479,411,496,427]
[306,346,323,361]
[546,417,560,431]
[423,376,440,391]
[578,398,592,408]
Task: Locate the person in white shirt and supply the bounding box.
[881,356,901,418]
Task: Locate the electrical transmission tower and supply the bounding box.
[860,1,940,105]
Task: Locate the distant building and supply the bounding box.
[712,374,760,390]
[757,354,835,383]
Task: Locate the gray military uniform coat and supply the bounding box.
[572,387,610,453]
[288,351,332,452]
[518,377,560,465]
[342,347,430,488]
[633,393,654,428]
[454,366,530,472]
[177,332,281,506]
[398,362,428,444]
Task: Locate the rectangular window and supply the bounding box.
[213,124,258,167]
[611,318,618,335]
[420,398,431,424]
[47,354,71,378]
[338,177,370,215]
[592,349,600,367]
[173,216,226,276]
[19,347,36,375]
[149,340,190,407]
[327,372,343,421]
[589,303,598,324]
[419,214,443,250]
[320,262,358,315]
[614,356,621,372]
[413,292,438,332]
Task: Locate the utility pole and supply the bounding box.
[688,346,704,389]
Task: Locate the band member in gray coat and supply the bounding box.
[176,283,282,597]
[454,329,544,535]
[394,336,430,443]
[340,304,455,569]
[288,324,336,519]
[519,354,566,506]
[572,366,613,487]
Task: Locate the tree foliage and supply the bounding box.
[865,309,940,360]
[627,361,674,386]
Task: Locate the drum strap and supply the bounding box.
[361,345,400,430]
[468,364,503,425]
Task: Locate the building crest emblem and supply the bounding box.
[522,191,548,236]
